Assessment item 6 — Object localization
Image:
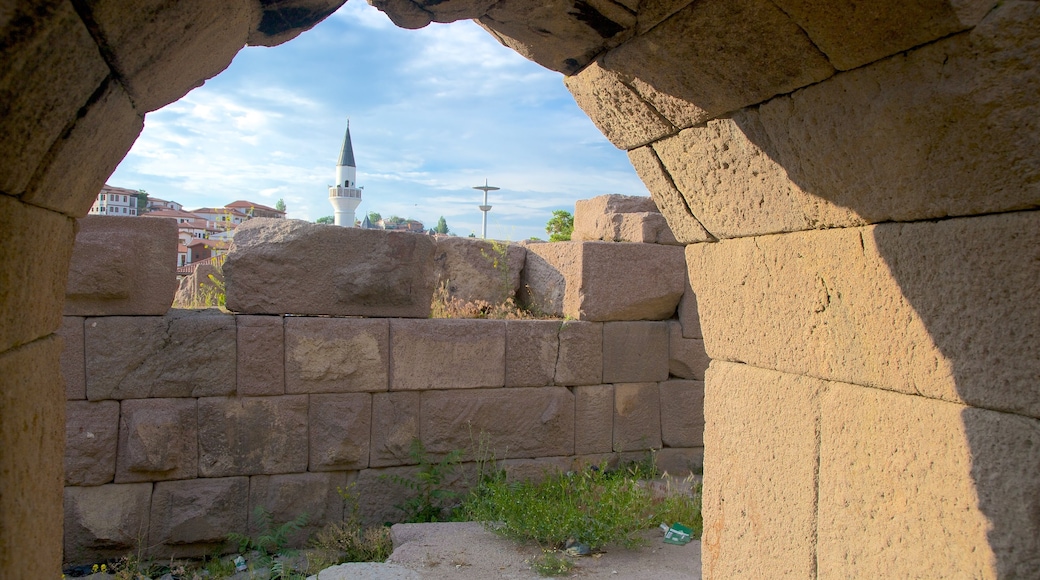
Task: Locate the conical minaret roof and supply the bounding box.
[337,120,356,168]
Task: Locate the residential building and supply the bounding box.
[89,185,141,216]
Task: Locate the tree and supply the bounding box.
[316,215,334,224]
[546,210,574,242]
[135,190,149,214]
[275,198,286,213]
[367,211,382,223]
[433,216,450,235]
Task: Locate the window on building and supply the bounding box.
[100,194,105,201]
[122,207,127,213]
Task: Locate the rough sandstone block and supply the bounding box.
[554,321,603,386]
[237,315,284,396]
[420,387,574,460]
[687,211,1040,418]
[654,447,703,477]
[574,385,614,454]
[309,393,372,471]
[59,316,86,399]
[247,0,350,47]
[115,399,198,483]
[505,320,559,387]
[818,382,1040,578]
[149,477,249,557]
[370,392,421,467]
[613,383,662,452]
[431,236,526,305]
[390,319,505,390]
[520,242,684,321]
[65,216,178,316]
[572,194,679,245]
[602,321,669,383]
[626,147,716,245]
[353,465,472,526]
[285,317,388,394]
[197,396,308,477]
[64,483,152,564]
[498,457,572,482]
[65,400,119,486]
[677,274,702,339]
[85,311,236,400]
[658,379,704,448]
[249,472,348,548]
[668,320,709,380]
[225,219,436,318]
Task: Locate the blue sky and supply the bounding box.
[109,1,647,241]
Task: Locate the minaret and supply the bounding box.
[329,120,363,227]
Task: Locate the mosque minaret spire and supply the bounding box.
[329,119,362,227]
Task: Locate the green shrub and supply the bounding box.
[381,438,463,523]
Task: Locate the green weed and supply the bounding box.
[381,438,463,522]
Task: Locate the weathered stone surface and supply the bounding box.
[668,320,708,380]
[572,194,679,245]
[197,396,308,477]
[369,0,433,29]
[0,336,65,574]
[247,0,347,47]
[354,465,473,526]
[64,483,152,564]
[65,216,178,316]
[309,393,372,471]
[554,321,603,386]
[574,385,614,454]
[688,211,1040,418]
[249,472,347,548]
[702,361,821,579]
[390,319,505,390]
[613,383,661,452]
[59,316,86,399]
[600,0,834,122]
[505,320,559,387]
[659,380,704,448]
[172,260,222,309]
[237,315,284,396]
[520,242,685,321]
[818,382,1040,578]
[431,236,526,305]
[0,197,75,353]
[85,0,259,111]
[115,399,198,483]
[149,477,249,557]
[371,392,421,467]
[602,321,669,383]
[654,447,703,477]
[65,400,119,486]
[564,61,676,150]
[420,388,574,460]
[659,4,1040,239]
[498,457,571,482]
[626,147,716,245]
[0,2,108,196]
[285,317,388,394]
[85,311,236,399]
[677,274,702,339]
[225,219,436,318]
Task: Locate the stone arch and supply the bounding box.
[2,0,1037,577]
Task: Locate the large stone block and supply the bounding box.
[65,400,119,486]
[574,384,614,454]
[237,315,284,396]
[354,465,471,526]
[390,319,505,390]
[64,483,152,564]
[818,383,1040,578]
[309,393,372,471]
[85,311,236,400]
[504,320,559,387]
[0,196,75,353]
[197,396,308,477]
[285,317,388,394]
[613,383,661,452]
[64,216,178,316]
[657,3,1040,239]
[520,242,685,321]
[0,336,65,574]
[371,392,421,467]
[115,399,198,483]
[149,477,249,557]
[626,146,716,245]
[687,211,1040,418]
[602,321,669,383]
[658,380,704,448]
[59,316,86,399]
[702,361,822,579]
[247,0,348,46]
[676,274,702,339]
[668,320,709,380]
[554,321,603,386]
[248,472,347,548]
[430,236,526,305]
[420,388,574,460]
[572,194,679,245]
[225,219,436,318]
[654,447,703,477]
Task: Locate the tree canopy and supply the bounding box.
[433,216,450,234]
[275,198,286,212]
[367,211,382,223]
[546,210,574,242]
[316,216,334,224]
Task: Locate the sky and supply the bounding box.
[109,1,648,241]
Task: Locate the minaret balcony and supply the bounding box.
[329,187,362,199]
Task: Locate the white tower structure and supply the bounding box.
[329,120,362,227]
